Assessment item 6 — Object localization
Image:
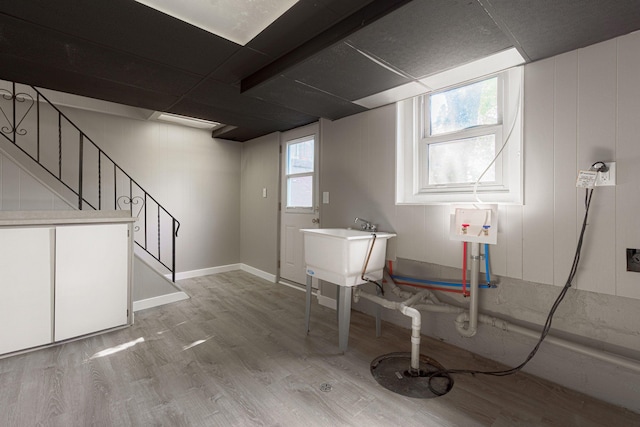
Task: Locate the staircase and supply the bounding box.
[0,81,180,282]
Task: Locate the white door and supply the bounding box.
[280,123,319,285]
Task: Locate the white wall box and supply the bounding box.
[0,210,135,357]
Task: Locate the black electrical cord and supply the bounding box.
[427,188,595,395]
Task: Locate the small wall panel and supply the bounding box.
[522,58,556,285]
[575,39,617,296]
[553,51,579,288]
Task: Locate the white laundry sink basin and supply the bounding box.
[301,228,396,286]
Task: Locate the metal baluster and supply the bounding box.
[144,192,148,250]
[36,92,40,161]
[11,82,16,143]
[58,113,62,179]
[172,218,177,283]
[98,152,102,210]
[78,133,84,209]
[157,207,161,262]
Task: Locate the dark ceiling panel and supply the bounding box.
[169,98,315,134]
[284,42,410,101]
[212,127,269,142]
[0,15,202,97]
[245,76,367,120]
[0,0,240,76]
[206,48,272,86]
[0,53,179,110]
[487,0,640,61]
[347,0,513,79]
[183,79,318,126]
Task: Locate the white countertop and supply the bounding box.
[0,210,136,226]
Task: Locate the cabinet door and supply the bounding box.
[55,223,129,341]
[0,227,53,354]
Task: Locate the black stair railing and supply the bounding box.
[0,81,180,282]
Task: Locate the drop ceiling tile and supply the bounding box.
[169,98,315,135]
[0,54,179,111]
[487,0,640,60]
[207,48,272,85]
[0,0,239,76]
[347,0,512,79]
[284,42,410,101]
[0,16,202,96]
[184,78,318,125]
[244,75,367,120]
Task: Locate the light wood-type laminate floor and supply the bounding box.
[1,271,638,426]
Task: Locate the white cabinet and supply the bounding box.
[0,211,134,357]
[0,228,54,354]
[55,224,129,341]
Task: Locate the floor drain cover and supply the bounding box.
[319,383,332,392]
[370,352,453,398]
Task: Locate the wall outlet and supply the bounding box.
[627,249,640,272]
[595,162,616,186]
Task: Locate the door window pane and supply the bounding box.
[287,138,314,174]
[428,135,496,185]
[430,77,498,136]
[287,176,313,208]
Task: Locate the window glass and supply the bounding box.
[286,138,314,174]
[428,135,496,185]
[287,176,312,208]
[430,77,498,136]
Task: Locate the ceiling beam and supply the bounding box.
[240,0,413,93]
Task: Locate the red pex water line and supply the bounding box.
[462,242,469,297]
[393,280,465,294]
[385,261,465,294]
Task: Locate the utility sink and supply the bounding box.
[301,228,396,287]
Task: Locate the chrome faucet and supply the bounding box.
[354,217,377,232]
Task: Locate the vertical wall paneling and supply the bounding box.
[522,58,556,285]
[504,205,524,279]
[576,39,617,295]
[615,32,640,299]
[488,205,509,277]
[553,51,579,288]
[394,205,427,261]
[421,206,445,265]
[364,105,396,232]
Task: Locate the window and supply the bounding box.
[285,136,315,210]
[397,66,523,204]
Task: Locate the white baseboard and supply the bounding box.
[317,294,337,310]
[165,263,277,284]
[133,291,190,311]
[165,263,242,281]
[240,264,277,283]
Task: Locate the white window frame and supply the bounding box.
[397,66,523,205]
[284,135,316,213]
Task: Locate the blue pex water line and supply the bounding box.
[484,243,491,285]
[389,274,494,289]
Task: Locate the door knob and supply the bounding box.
[312,218,320,224]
